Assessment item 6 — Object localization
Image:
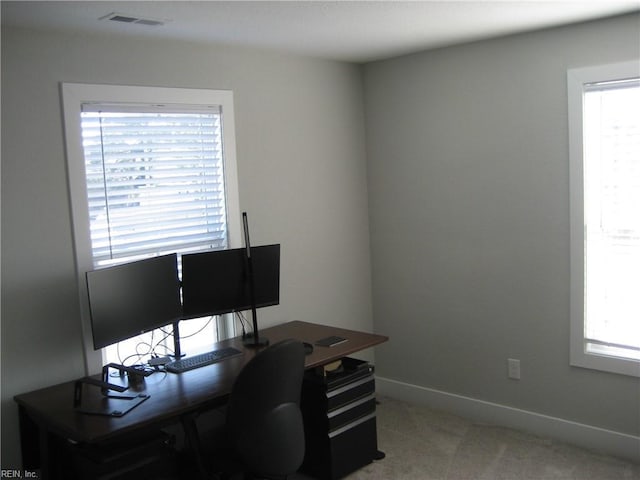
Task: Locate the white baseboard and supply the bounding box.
[376,376,640,463]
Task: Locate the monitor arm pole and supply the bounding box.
[173,320,184,359]
[242,212,269,347]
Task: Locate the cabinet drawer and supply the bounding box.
[327,394,376,431]
[327,375,375,411]
[325,358,372,390]
[301,414,378,480]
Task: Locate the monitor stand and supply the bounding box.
[243,330,269,347]
[73,365,150,417]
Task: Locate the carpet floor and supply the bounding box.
[338,396,639,480]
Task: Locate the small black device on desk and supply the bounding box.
[315,335,348,347]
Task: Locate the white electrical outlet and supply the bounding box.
[507,358,521,380]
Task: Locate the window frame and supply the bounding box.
[567,60,640,377]
[62,83,242,374]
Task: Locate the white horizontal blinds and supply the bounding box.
[583,78,640,354]
[81,104,228,267]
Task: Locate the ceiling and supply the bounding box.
[3,1,639,63]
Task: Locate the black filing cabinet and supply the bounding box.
[300,358,378,480]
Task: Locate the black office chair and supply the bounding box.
[186,339,306,480]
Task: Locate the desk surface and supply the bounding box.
[15,321,388,445]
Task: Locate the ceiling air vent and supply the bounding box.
[100,12,166,27]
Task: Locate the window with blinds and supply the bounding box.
[568,61,640,377]
[79,105,232,364]
[81,106,228,267]
[62,83,241,372]
[583,78,640,360]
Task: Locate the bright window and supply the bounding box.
[568,61,640,377]
[62,84,242,372]
[80,108,229,267]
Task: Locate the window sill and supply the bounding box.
[571,345,640,377]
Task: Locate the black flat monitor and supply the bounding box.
[181,244,280,319]
[86,253,182,350]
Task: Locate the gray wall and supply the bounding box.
[364,13,640,436]
[1,27,372,466]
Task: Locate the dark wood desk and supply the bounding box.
[15,321,388,477]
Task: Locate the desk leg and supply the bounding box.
[181,413,209,480]
[38,428,51,479]
[18,405,49,478]
[18,405,42,468]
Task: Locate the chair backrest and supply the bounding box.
[226,338,306,477]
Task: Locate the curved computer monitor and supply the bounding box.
[86,253,182,350]
[181,244,280,319]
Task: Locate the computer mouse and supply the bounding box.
[303,342,314,355]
